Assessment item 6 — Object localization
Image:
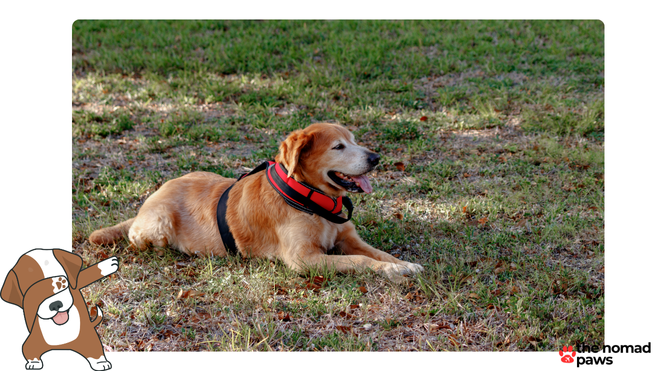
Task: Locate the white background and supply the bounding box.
[0,1,656,370]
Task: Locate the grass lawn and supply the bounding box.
[72,20,604,351]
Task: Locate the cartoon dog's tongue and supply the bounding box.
[353,174,373,194]
[53,311,69,325]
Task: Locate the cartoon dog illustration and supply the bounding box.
[1,249,118,370]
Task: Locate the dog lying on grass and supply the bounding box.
[90,123,423,280]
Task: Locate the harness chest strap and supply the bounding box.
[215,161,353,255]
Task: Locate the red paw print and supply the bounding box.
[559,345,576,363]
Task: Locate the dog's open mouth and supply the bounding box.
[52,310,69,325]
[328,171,373,194]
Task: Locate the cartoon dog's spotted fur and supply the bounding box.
[52,277,68,292]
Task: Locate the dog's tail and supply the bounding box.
[90,305,104,327]
[89,218,135,245]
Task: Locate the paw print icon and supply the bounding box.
[559,345,576,363]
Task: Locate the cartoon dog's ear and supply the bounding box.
[1,270,23,308]
[276,130,314,178]
[52,249,83,289]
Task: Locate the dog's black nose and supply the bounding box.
[367,152,380,166]
[49,301,63,312]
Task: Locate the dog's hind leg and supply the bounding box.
[24,358,43,370]
[22,337,47,370]
[128,205,176,252]
[86,355,112,371]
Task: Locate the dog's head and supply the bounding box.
[1,249,83,331]
[275,123,380,198]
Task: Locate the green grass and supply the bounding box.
[73,20,603,352]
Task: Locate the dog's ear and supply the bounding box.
[276,130,314,178]
[1,270,23,308]
[52,249,83,289]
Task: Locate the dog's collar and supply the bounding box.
[265,162,353,223]
[216,161,354,256]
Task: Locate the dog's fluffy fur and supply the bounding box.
[90,123,423,279]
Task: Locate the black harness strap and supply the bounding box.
[216,161,354,255]
[216,162,272,256]
[215,182,238,255]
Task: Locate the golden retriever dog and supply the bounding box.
[90,123,423,280]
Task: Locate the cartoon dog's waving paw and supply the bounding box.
[26,359,43,370]
[97,257,119,277]
[88,356,112,370]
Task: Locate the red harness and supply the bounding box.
[216,161,353,255]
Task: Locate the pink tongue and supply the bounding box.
[53,311,69,325]
[353,175,373,194]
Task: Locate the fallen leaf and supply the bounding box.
[312,276,326,285]
[468,293,480,299]
[420,116,428,121]
[338,311,354,319]
[515,218,528,228]
[177,289,205,300]
[273,284,288,295]
[277,311,291,322]
[394,212,404,220]
[336,325,353,334]
[357,286,368,294]
[305,283,321,292]
[394,161,406,171]
[436,322,451,330]
[478,216,488,225]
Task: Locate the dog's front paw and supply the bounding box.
[380,262,420,282]
[98,257,119,276]
[88,356,112,370]
[398,261,424,274]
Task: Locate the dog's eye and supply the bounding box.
[332,143,345,150]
